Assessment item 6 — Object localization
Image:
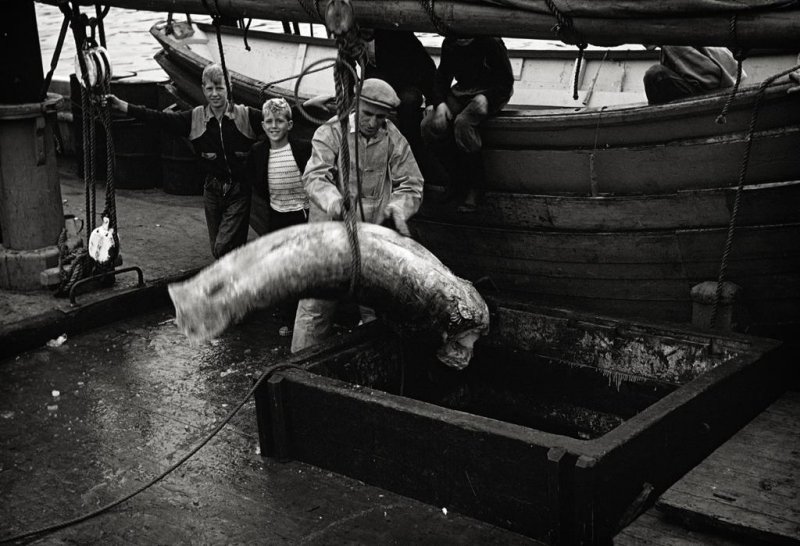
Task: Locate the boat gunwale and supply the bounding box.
[152,22,798,134]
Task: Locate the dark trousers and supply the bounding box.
[643,64,702,105]
[269,208,307,232]
[204,176,251,259]
[420,93,495,194]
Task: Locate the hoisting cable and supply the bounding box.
[241,17,252,51]
[326,0,368,296]
[0,363,308,545]
[544,0,587,100]
[201,0,234,101]
[709,63,800,327]
[716,14,748,124]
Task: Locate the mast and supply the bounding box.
[56,0,800,48]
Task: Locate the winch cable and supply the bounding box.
[710,64,800,327]
[0,363,308,545]
[716,14,748,124]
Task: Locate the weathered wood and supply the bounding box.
[64,0,800,47]
[656,392,800,545]
[256,301,785,543]
[421,181,800,231]
[168,222,490,369]
[482,128,800,195]
[274,366,572,542]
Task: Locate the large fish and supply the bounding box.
[167,222,489,369]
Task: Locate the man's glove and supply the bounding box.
[326,198,344,220]
[384,202,410,237]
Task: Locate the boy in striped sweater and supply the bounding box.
[246,98,311,235]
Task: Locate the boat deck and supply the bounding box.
[1,158,797,544]
[615,391,800,545]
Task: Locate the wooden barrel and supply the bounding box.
[70,73,162,188]
[160,105,201,195]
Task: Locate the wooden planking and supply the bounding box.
[655,391,800,546]
[420,182,800,231]
[569,344,786,543]
[412,219,800,266]
[278,371,567,542]
[484,84,800,148]
[483,127,800,194]
[615,510,755,545]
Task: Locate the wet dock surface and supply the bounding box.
[0,306,539,544]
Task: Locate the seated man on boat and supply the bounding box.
[246,97,311,236]
[364,29,437,180]
[105,63,263,259]
[421,35,514,212]
[291,78,424,353]
[643,46,743,105]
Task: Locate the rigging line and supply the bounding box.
[716,14,747,124]
[0,363,308,545]
[40,13,70,101]
[710,63,800,327]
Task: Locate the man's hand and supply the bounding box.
[326,198,343,220]
[103,94,128,113]
[788,71,800,95]
[384,202,410,237]
[431,102,452,133]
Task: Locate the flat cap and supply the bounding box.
[360,78,400,111]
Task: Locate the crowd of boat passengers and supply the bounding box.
[103,34,770,351]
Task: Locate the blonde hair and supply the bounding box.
[262,97,292,121]
[201,63,230,87]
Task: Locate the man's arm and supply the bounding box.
[483,38,514,112]
[303,125,344,219]
[106,95,192,137]
[385,129,424,225]
[430,41,455,108]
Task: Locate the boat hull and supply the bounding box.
[151,21,800,335]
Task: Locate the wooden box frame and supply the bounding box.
[254,298,786,544]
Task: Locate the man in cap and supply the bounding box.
[291,78,424,353]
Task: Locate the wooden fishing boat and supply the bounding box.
[150,19,800,336]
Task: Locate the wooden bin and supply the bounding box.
[255,297,786,544]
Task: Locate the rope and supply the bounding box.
[40,12,70,101]
[716,15,747,124]
[212,18,234,101]
[296,0,325,22]
[241,18,252,51]
[573,43,586,100]
[419,0,451,36]
[259,60,336,104]
[333,44,363,296]
[709,65,800,327]
[543,0,587,99]
[0,363,306,544]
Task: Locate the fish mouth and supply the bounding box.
[436,328,482,370]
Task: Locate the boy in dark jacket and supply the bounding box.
[421,36,514,212]
[246,98,311,235]
[106,63,262,258]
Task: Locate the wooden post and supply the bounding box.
[0,1,66,290]
[0,1,44,103]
